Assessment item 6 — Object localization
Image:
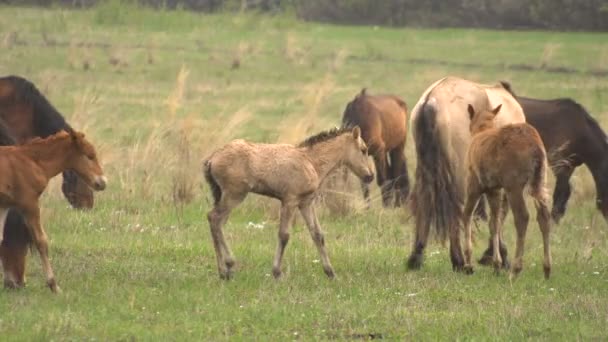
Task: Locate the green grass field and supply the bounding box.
[1,4,607,340]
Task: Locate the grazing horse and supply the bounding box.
[462,104,552,279]
[204,127,374,280]
[342,88,410,207]
[0,75,94,209]
[406,76,525,271]
[0,129,107,292]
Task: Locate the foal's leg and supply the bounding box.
[479,192,510,269]
[534,196,552,279]
[551,167,574,224]
[462,182,482,274]
[506,189,529,278]
[207,192,246,280]
[486,190,503,275]
[272,199,297,278]
[23,205,59,293]
[299,200,335,278]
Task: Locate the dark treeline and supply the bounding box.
[7,0,608,31]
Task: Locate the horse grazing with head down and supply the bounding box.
[462,104,552,279]
[407,76,525,271]
[341,88,409,207]
[0,128,107,292]
[0,75,94,209]
[204,127,374,280]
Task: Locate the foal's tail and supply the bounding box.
[410,99,462,242]
[529,146,550,208]
[203,160,222,206]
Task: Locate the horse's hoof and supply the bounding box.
[502,259,511,270]
[4,279,17,289]
[406,254,423,270]
[478,252,493,266]
[48,280,61,294]
[463,265,474,275]
[272,267,282,279]
[225,258,236,270]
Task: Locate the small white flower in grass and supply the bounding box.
[239,305,244,309]
[294,332,299,336]
[593,271,600,275]
[312,259,320,263]
[549,288,555,292]
[429,250,440,256]
[407,293,417,297]
[246,221,266,230]
[265,273,271,277]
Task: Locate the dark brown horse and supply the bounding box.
[0,129,106,292]
[342,88,409,207]
[478,82,608,266]
[0,75,94,209]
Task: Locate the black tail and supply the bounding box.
[203,160,222,206]
[410,101,462,242]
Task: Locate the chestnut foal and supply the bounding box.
[0,129,106,292]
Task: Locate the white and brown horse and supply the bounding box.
[407,76,525,271]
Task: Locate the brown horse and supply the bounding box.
[0,75,94,209]
[0,129,106,292]
[462,104,552,279]
[342,88,409,207]
[407,76,525,271]
[204,127,374,280]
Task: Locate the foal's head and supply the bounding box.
[467,104,502,135]
[64,129,107,191]
[344,126,374,184]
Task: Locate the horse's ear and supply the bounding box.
[352,126,361,139]
[467,104,475,120]
[492,104,502,115]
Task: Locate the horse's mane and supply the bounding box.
[3,75,72,137]
[297,127,352,148]
[22,130,71,147]
[0,119,17,146]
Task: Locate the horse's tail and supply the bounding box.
[203,159,222,206]
[410,99,462,242]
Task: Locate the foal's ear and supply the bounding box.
[467,104,475,120]
[352,126,361,140]
[491,104,502,115]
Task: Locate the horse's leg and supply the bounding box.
[22,205,59,293]
[1,243,28,289]
[207,192,246,280]
[486,190,503,275]
[389,144,409,207]
[372,148,390,208]
[299,200,335,278]
[533,195,552,279]
[0,207,8,245]
[272,199,297,279]
[462,181,482,274]
[551,167,574,224]
[507,189,529,279]
[360,180,371,210]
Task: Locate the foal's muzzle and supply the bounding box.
[93,176,107,191]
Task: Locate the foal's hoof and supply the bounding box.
[406,254,423,270]
[219,270,233,281]
[463,265,474,275]
[324,268,336,279]
[48,280,61,294]
[4,279,18,290]
[543,266,551,279]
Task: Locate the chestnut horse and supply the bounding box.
[0,129,106,292]
[342,88,410,207]
[407,76,525,271]
[0,75,94,209]
[204,127,374,280]
[462,104,551,279]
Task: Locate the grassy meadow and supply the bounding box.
[1,3,608,340]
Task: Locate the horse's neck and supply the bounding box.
[23,137,72,179]
[302,137,346,180]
